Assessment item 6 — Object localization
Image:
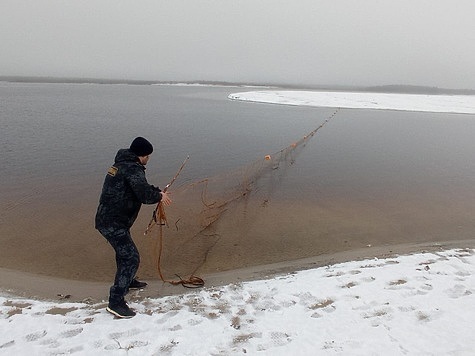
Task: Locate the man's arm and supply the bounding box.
[127,166,162,204]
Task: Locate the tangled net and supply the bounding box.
[146,109,339,287]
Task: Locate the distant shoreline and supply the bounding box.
[1,76,475,95]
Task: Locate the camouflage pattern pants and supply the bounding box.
[98,226,140,306]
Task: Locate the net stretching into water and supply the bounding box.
[145,109,339,287]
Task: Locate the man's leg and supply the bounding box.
[101,227,140,307]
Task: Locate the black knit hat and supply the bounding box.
[130,137,153,156]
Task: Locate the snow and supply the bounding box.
[1,248,474,355]
[1,90,475,355]
[228,90,475,114]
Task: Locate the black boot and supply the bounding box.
[106,301,136,318]
[129,278,148,290]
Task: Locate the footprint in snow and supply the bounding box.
[24,330,47,342]
[445,284,472,299]
[256,331,292,351]
[59,327,83,338]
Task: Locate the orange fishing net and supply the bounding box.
[146,109,339,286]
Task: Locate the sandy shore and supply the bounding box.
[2,238,474,303]
[2,186,475,303]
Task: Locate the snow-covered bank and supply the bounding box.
[1,248,474,355]
[229,90,475,114]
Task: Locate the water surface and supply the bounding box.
[1,82,474,281]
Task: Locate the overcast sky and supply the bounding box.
[1,1,474,89]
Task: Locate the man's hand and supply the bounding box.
[160,191,172,206]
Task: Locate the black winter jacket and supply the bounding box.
[95,149,162,229]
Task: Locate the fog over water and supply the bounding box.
[1,0,475,89]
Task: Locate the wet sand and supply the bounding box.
[2,238,474,303]
[2,179,475,302]
[2,185,475,302]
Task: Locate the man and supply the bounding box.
[95,137,171,318]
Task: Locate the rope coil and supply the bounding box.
[145,156,205,288]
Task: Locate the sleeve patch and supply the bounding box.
[107,166,118,177]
